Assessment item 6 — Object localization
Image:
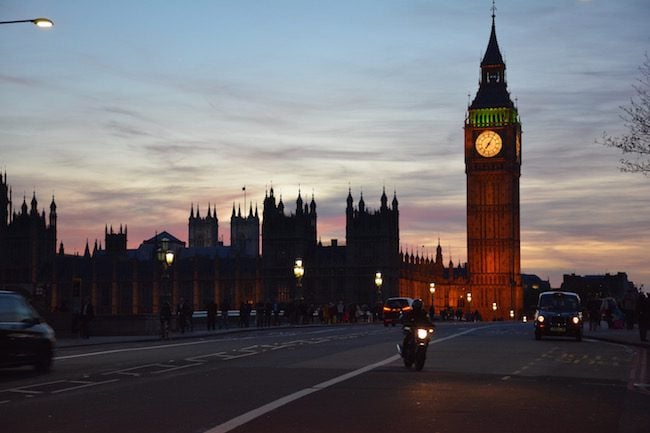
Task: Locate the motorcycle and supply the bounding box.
[397,325,435,371]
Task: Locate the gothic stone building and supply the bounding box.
[1,13,530,322]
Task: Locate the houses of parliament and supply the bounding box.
[0,13,524,323]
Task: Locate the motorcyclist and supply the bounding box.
[400,298,435,352]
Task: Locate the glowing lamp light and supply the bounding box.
[375,272,383,288]
[293,259,304,279]
[165,251,175,267]
[33,18,54,28]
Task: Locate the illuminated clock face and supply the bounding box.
[475,130,502,158]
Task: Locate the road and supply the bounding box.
[1,322,648,433]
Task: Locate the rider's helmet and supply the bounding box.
[412,298,423,311]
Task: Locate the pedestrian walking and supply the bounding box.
[79,297,94,339]
[182,299,193,332]
[588,299,601,331]
[220,299,230,329]
[207,300,217,330]
[160,301,172,339]
[636,292,650,342]
[176,298,187,333]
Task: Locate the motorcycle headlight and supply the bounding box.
[537,315,545,323]
[417,328,429,339]
[572,316,580,325]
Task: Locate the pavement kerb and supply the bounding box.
[56,321,650,350]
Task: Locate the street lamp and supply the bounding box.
[0,18,54,28]
[466,291,472,320]
[293,258,304,300]
[492,302,498,321]
[429,282,436,312]
[157,238,175,306]
[374,271,383,302]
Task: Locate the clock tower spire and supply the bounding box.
[465,8,522,320]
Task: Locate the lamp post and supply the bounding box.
[492,302,498,321]
[374,271,383,302]
[157,238,175,307]
[293,258,304,300]
[0,18,54,28]
[466,291,472,321]
[429,282,436,313]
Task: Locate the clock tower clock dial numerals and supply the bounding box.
[475,130,502,157]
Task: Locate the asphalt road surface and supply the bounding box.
[1,322,648,433]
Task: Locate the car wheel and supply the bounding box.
[34,346,53,373]
[34,354,52,373]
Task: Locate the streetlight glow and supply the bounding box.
[293,259,304,279]
[374,272,383,288]
[165,251,175,267]
[293,258,304,300]
[33,18,54,28]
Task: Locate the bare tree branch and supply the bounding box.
[600,54,650,176]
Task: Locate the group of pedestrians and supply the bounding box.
[585,292,650,342]
[158,298,194,339]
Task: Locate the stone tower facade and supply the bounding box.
[188,204,218,247]
[464,13,522,320]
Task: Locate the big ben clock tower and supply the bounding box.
[465,10,522,320]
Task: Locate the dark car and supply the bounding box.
[382,297,413,326]
[534,291,583,341]
[0,291,56,372]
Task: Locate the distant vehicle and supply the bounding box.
[534,291,583,341]
[0,291,56,372]
[383,297,414,327]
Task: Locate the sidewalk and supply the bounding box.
[583,324,650,349]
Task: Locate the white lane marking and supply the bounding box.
[54,329,371,361]
[204,327,485,433]
[50,379,119,394]
[54,338,239,360]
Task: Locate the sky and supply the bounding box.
[1,0,648,289]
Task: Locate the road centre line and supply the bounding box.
[204,326,485,433]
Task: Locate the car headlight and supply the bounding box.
[537,315,545,323]
[571,316,580,325]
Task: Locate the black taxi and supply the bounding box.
[534,291,583,341]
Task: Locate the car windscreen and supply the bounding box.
[386,299,409,309]
[0,295,36,322]
[538,294,579,311]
